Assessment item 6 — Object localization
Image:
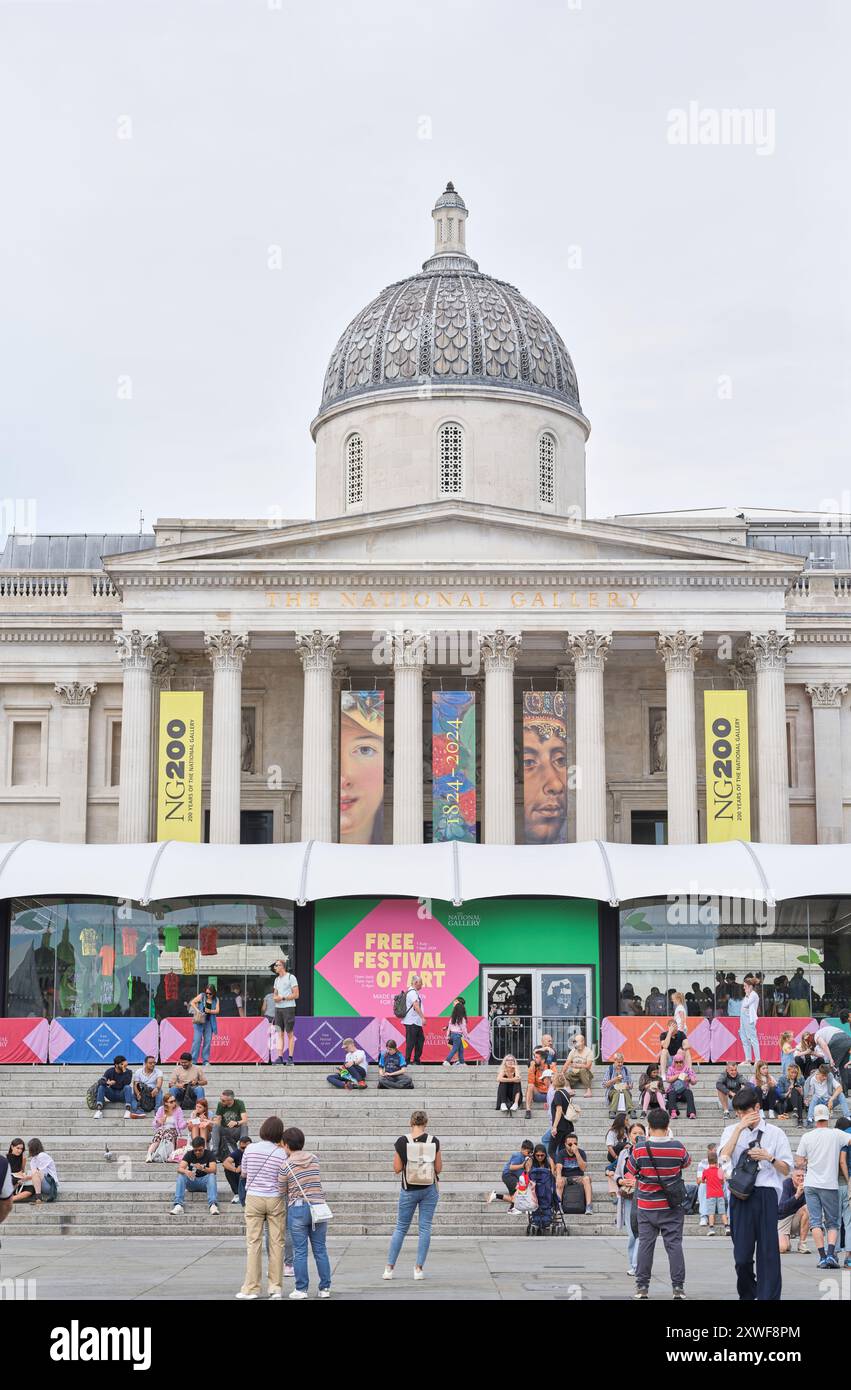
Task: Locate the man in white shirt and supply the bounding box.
[814,1019,851,1076]
[796,1104,851,1270]
[804,1063,850,1125]
[719,1085,792,1300]
[403,975,425,1065]
[738,975,761,1066]
[131,1056,163,1115]
[272,958,299,1065]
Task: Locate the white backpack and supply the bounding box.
[405,1134,437,1186]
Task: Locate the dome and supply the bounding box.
[316,183,582,423]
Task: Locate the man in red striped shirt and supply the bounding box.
[624,1105,690,1300]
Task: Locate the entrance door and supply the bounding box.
[483,965,594,1060]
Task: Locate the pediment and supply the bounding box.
[104,502,804,577]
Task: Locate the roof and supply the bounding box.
[0,534,156,571]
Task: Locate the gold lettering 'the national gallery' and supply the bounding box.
[265,588,641,610]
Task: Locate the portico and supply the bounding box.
[101,500,808,847]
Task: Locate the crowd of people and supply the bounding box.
[4,965,851,1302]
[484,1014,851,1299]
[621,972,846,1020]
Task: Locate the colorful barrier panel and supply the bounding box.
[48,1016,159,1065]
[159,1016,271,1065]
[0,1017,49,1063]
[709,1016,817,1064]
[351,1015,490,1064]
[600,1016,710,1064]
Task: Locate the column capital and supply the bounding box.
[747,629,794,672]
[567,629,612,671]
[55,681,97,708]
[389,628,429,670]
[296,629,340,672]
[114,629,161,670]
[657,630,703,672]
[204,630,250,672]
[478,629,522,672]
[806,682,848,709]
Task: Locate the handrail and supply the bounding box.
[488,1013,601,1065]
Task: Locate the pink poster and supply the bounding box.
[315,897,478,1017]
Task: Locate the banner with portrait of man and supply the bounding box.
[339,690,385,844]
[522,690,568,844]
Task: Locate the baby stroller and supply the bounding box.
[525,1163,567,1236]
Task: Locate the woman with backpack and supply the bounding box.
[443,997,469,1066]
[146,1092,188,1163]
[383,1109,441,1281]
[547,1071,576,1160]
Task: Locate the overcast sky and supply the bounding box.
[1,0,849,537]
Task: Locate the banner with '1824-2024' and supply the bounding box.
[432,690,476,841]
[703,689,750,842]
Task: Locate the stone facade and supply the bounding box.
[2,187,850,847]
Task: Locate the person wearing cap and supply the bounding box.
[795,1104,851,1269]
[326,1040,368,1090]
[719,1085,792,1300]
[524,1048,551,1120]
[564,1034,595,1097]
[804,1062,850,1126]
[171,1136,219,1216]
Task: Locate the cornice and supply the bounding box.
[0,629,118,643]
[112,569,796,590]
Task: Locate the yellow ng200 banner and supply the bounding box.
[703,690,750,842]
[156,692,204,841]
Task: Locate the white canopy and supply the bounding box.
[0,838,849,906]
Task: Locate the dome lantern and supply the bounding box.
[423,181,478,272]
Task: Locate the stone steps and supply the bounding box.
[0,1062,760,1240]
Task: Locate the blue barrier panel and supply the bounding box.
[48,1016,159,1064]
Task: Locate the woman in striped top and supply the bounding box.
[236,1116,290,1300]
[281,1127,331,1300]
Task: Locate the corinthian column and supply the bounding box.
[567,630,611,841]
[657,630,703,844]
[391,629,429,844]
[806,682,848,844]
[115,629,162,842]
[296,629,340,841]
[748,629,794,843]
[479,630,521,844]
[205,630,250,844]
[54,681,97,843]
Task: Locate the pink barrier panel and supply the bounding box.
[600,1016,710,1064]
[0,1017,49,1063]
[709,1016,816,1064]
[159,1016,270,1065]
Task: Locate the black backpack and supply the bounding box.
[727,1131,764,1201]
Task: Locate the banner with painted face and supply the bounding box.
[339,690,385,844]
[522,690,568,843]
[703,690,751,842]
[432,690,477,841]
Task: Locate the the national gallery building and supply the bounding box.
[2,185,850,1038]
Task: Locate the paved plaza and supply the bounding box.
[0,1234,842,1301]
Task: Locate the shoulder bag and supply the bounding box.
[282,1155,333,1227]
[727,1130,764,1202]
[644,1140,687,1209]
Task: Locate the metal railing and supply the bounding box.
[488,1014,600,1065]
